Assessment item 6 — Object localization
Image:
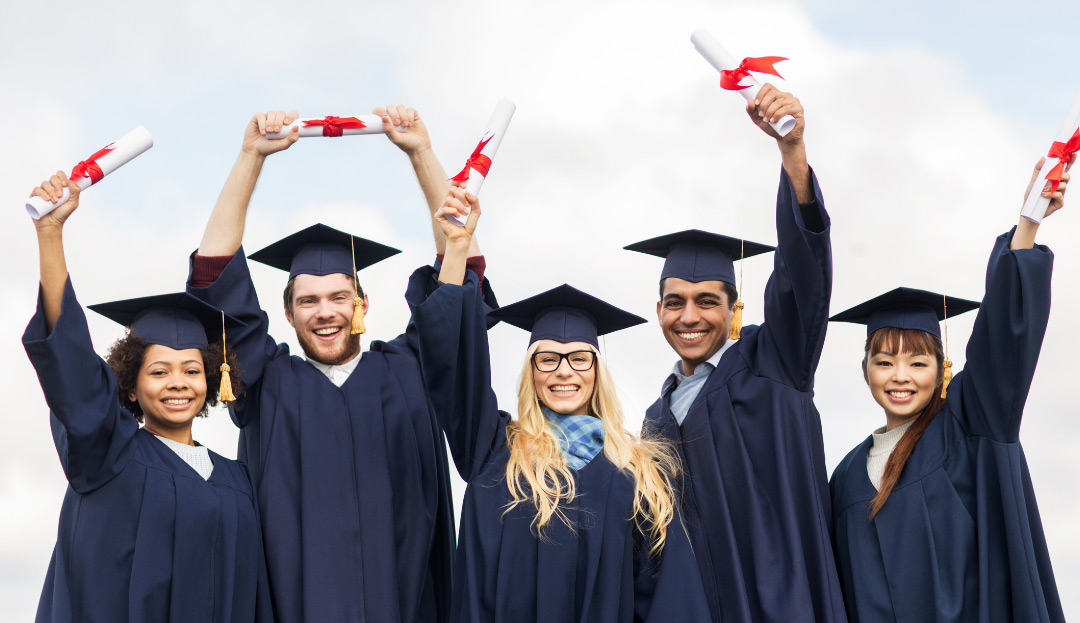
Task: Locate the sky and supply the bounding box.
[2,0,1078,619]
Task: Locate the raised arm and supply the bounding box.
[23,174,136,491]
[405,188,504,479]
[377,104,481,257]
[744,87,832,389]
[198,110,300,256]
[956,158,1068,440]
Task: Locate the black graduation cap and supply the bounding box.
[248,223,401,280]
[830,287,980,338]
[89,293,245,350]
[624,229,775,284]
[488,284,646,349]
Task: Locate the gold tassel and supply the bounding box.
[729,300,744,339]
[939,294,951,399]
[940,359,953,399]
[729,238,745,339]
[351,296,366,335]
[218,311,235,402]
[350,236,366,335]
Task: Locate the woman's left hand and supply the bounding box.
[1025,153,1074,219]
[434,182,481,246]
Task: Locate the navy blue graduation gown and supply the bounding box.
[829,230,1064,622]
[22,280,272,623]
[644,168,846,623]
[187,251,456,623]
[406,267,710,623]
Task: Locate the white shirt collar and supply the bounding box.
[670,338,738,380]
[307,351,362,387]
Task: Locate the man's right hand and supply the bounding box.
[241,109,301,156]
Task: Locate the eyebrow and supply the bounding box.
[147,360,203,367]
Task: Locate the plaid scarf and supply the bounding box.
[542,406,605,470]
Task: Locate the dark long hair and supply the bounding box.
[863,327,945,519]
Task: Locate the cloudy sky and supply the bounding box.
[3,0,1078,618]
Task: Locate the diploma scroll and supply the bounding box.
[1020,86,1080,223]
[447,98,516,226]
[266,115,397,139]
[26,126,155,220]
[691,28,797,137]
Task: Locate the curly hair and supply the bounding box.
[104,331,243,423]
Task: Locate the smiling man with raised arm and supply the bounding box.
[626,85,846,623]
[185,106,489,623]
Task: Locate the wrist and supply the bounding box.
[407,144,434,161]
[238,145,268,163]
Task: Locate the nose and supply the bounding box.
[554,357,575,376]
[891,364,911,382]
[679,301,702,325]
[167,371,189,390]
[314,298,336,319]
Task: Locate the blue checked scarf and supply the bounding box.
[542,405,605,470]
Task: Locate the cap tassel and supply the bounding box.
[729,300,745,339]
[729,239,745,339]
[350,236,366,335]
[218,311,236,402]
[940,294,951,399]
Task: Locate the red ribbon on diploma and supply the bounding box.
[303,116,368,137]
[720,56,788,91]
[1045,128,1080,194]
[450,135,493,183]
[70,144,115,184]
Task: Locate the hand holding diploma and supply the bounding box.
[26,126,153,219]
[1021,86,1080,223]
[447,98,516,226]
[691,28,797,137]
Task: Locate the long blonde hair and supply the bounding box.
[504,342,681,557]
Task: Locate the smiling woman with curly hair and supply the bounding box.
[22,171,271,623]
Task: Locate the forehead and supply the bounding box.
[142,344,204,365]
[290,273,356,299]
[661,278,727,299]
[533,339,594,353]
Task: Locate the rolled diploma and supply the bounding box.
[26,126,154,219]
[690,28,796,137]
[266,115,394,139]
[448,98,517,226]
[1020,86,1080,223]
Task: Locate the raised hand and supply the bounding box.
[746,83,804,144]
[30,171,81,233]
[375,104,431,155]
[1024,154,1074,219]
[241,109,301,157]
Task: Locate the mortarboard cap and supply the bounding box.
[488,284,646,349]
[89,293,245,350]
[624,229,774,285]
[830,287,980,338]
[248,223,401,280]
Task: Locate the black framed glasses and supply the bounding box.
[531,350,596,372]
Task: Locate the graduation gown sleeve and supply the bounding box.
[185,248,283,429]
[955,228,1053,441]
[406,266,508,481]
[748,165,832,390]
[22,278,137,492]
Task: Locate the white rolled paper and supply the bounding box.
[691,28,797,137]
[266,115,394,139]
[26,126,154,219]
[1020,86,1080,223]
[448,98,517,226]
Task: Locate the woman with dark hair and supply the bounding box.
[403,184,709,622]
[23,172,272,622]
[828,159,1070,623]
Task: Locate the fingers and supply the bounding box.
[255,112,268,136]
[756,86,801,124]
[285,109,299,126]
[32,170,70,203]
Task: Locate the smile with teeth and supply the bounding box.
[548,384,580,395]
[677,330,708,341]
[162,398,192,405]
[887,390,914,398]
[314,327,341,336]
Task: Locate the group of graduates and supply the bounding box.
[23,84,1067,623]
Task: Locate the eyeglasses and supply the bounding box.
[531,350,596,372]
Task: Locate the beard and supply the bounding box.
[295,329,362,365]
